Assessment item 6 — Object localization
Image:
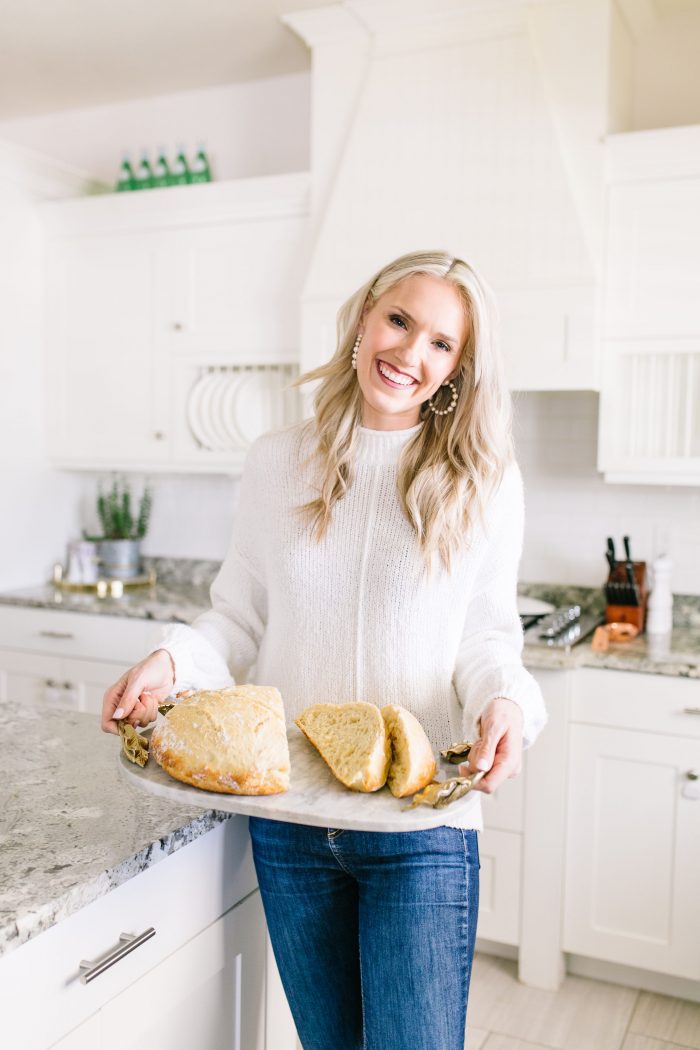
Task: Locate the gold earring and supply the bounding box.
[428,380,458,416]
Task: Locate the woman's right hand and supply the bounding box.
[101,649,176,734]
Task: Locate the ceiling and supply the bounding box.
[0,0,336,121]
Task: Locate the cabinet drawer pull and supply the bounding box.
[38,630,74,640]
[687,770,699,781]
[683,707,700,716]
[79,928,156,984]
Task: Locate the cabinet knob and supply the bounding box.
[154,431,166,441]
[63,681,73,691]
[686,770,699,781]
[172,322,184,332]
[45,678,57,688]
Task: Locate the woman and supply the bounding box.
[101,249,547,1050]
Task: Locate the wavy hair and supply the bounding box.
[294,249,514,570]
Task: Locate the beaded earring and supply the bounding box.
[351,333,362,370]
[428,379,459,416]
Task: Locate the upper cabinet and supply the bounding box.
[598,126,700,484]
[42,174,310,473]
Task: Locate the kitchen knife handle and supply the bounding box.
[623,535,632,563]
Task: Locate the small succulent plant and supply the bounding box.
[90,477,153,540]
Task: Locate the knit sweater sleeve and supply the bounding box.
[150,441,268,691]
[453,463,547,749]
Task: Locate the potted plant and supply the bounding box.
[87,477,153,579]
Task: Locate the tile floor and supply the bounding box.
[465,954,700,1050]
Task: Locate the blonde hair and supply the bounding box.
[295,249,514,570]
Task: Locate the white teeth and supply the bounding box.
[378,361,415,386]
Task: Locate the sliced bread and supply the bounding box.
[295,701,391,792]
[381,704,438,798]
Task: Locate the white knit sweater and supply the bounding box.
[155,420,547,831]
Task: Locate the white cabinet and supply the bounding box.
[98,891,266,1050]
[598,125,700,484]
[0,606,166,713]
[50,894,266,1050]
[41,175,310,473]
[0,819,262,1050]
[563,668,700,981]
[477,771,524,947]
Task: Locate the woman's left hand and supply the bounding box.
[458,697,524,794]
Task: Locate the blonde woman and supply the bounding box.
[102,249,547,1050]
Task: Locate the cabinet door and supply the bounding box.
[564,724,700,980]
[49,1013,101,1050]
[46,233,169,465]
[156,217,306,361]
[0,648,62,705]
[605,178,700,340]
[100,890,266,1050]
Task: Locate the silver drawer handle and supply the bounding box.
[79,928,155,984]
[683,707,700,716]
[38,630,75,640]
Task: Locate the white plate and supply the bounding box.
[232,369,278,448]
[119,725,482,833]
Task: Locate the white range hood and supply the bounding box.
[283,0,617,391]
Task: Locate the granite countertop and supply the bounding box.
[0,563,698,678]
[0,702,229,960]
[0,556,217,625]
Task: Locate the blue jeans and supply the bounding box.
[248,817,480,1050]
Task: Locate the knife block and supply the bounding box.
[605,560,648,631]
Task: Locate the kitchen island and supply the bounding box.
[0,702,270,1050]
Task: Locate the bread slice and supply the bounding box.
[150,684,290,795]
[295,701,391,792]
[381,704,437,798]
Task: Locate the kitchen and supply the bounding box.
[0,0,699,1048]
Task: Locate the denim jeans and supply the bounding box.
[248,817,480,1050]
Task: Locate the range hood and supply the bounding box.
[283,0,616,391]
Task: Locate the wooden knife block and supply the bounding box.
[605,560,648,631]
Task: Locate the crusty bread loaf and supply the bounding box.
[381,704,437,797]
[150,685,290,795]
[295,701,391,792]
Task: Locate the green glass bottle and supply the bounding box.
[135,150,154,190]
[115,153,136,193]
[190,144,212,184]
[170,145,191,186]
[152,147,171,189]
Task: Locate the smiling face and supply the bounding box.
[355,273,468,430]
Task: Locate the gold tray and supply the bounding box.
[54,568,156,595]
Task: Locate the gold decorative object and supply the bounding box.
[404,771,485,810]
[439,740,475,764]
[118,721,150,767]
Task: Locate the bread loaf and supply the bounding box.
[381,704,437,797]
[295,701,391,792]
[150,685,290,795]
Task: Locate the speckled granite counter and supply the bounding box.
[0,564,698,678]
[0,558,217,624]
[0,702,230,959]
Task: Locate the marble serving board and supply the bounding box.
[119,725,481,832]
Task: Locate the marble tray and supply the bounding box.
[119,725,481,832]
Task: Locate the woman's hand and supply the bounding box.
[101,649,176,735]
[458,696,523,793]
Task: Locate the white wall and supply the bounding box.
[0,73,310,186]
[0,161,83,589]
[515,392,700,594]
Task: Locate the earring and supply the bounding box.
[428,379,459,416]
[351,333,362,370]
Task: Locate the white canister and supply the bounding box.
[646,554,673,636]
